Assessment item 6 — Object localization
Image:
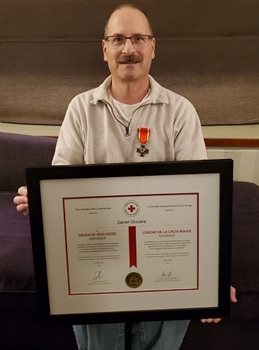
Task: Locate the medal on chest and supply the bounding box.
[137,127,150,157]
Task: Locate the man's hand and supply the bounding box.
[13,186,29,215]
[200,286,237,324]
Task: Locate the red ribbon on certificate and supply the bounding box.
[129,226,137,267]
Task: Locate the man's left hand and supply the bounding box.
[200,286,237,324]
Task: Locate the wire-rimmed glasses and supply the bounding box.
[104,34,154,49]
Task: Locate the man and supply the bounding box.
[14,4,236,349]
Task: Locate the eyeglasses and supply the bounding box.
[104,35,154,49]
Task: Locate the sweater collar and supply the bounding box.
[91,75,169,105]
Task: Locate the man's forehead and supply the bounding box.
[106,8,150,35]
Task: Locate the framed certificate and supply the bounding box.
[26,159,233,324]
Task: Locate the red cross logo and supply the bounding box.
[127,204,136,213]
[124,200,140,216]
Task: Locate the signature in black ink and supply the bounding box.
[161,270,173,278]
[93,270,103,280]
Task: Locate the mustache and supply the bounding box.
[117,54,141,64]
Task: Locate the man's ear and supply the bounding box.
[102,39,108,62]
[152,37,156,60]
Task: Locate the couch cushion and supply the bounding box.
[0,132,57,191]
[0,191,34,291]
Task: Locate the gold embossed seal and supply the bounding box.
[125,272,143,288]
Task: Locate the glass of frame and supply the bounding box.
[26,159,233,324]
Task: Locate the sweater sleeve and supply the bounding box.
[52,97,85,165]
[173,99,207,161]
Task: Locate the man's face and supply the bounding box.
[102,7,156,83]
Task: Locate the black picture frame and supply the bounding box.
[26,159,233,325]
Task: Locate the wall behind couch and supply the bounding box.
[0,0,259,126]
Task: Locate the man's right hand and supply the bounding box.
[13,186,29,215]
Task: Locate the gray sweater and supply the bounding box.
[52,75,207,165]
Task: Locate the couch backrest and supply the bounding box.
[0,132,57,191]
